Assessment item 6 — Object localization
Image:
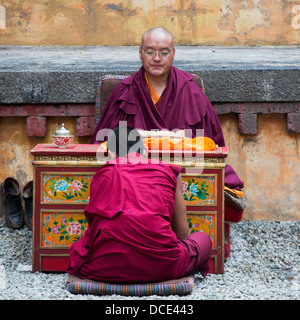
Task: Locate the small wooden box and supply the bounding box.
[31,144,227,274]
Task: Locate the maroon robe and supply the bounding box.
[91,66,244,190]
[92,66,225,145]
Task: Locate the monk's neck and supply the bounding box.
[145,72,169,96]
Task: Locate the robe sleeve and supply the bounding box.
[224,165,244,190]
[90,83,137,144]
[186,91,225,147]
[200,97,226,147]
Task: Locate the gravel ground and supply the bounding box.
[0,217,299,300]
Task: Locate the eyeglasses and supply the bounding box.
[140,48,174,58]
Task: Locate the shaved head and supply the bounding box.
[141,27,174,48]
[139,27,175,80]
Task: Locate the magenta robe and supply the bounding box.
[67,153,189,283]
[91,66,244,190]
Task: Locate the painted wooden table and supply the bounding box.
[31,144,227,274]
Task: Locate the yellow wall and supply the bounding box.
[220,114,300,221]
[0,114,299,220]
[0,0,300,46]
[0,117,90,186]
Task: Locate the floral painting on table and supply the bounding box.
[42,211,88,247]
[187,213,215,247]
[42,173,93,203]
[182,175,216,206]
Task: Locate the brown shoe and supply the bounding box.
[23,180,33,230]
[0,177,24,229]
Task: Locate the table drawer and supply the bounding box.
[41,210,87,248]
[42,173,93,204]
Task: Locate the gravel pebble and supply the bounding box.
[0,218,299,300]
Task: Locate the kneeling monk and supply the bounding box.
[67,126,212,283]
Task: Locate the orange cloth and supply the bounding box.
[174,137,216,151]
[145,72,160,105]
[143,137,216,151]
[143,137,175,150]
[224,186,244,197]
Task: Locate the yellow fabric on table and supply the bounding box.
[100,136,216,153]
[143,137,216,151]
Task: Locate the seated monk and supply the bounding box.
[91,27,225,145]
[91,27,245,258]
[67,126,212,283]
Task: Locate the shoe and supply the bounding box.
[0,177,24,229]
[23,180,33,230]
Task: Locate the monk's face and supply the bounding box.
[139,31,175,79]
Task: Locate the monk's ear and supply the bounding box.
[139,47,143,61]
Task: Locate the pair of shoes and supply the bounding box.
[0,178,33,230]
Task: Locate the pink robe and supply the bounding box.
[67,153,190,283]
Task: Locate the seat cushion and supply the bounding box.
[65,274,195,296]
